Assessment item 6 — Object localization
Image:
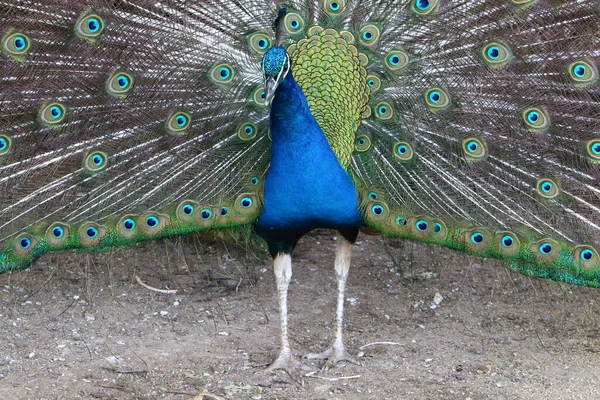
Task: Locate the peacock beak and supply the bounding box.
[264,77,277,105]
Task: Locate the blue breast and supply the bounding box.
[256,72,363,235]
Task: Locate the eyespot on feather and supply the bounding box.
[323,0,346,15]
[117,215,138,239]
[536,178,559,199]
[247,32,271,54]
[522,107,550,132]
[0,135,12,156]
[39,102,67,126]
[566,58,598,88]
[14,233,38,257]
[106,71,134,98]
[385,49,409,71]
[462,138,487,161]
[355,134,372,152]
[573,245,599,270]
[139,212,169,236]
[359,24,380,46]
[176,201,199,223]
[425,88,450,110]
[78,222,106,246]
[374,102,393,120]
[45,223,70,247]
[411,0,440,16]
[209,63,235,85]
[2,32,31,57]
[238,123,258,140]
[166,111,191,135]
[393,142,414,161]
[284,12,305,34]
[480,41,513,68]
[84,151,108,172]
[494,231,521,256]
[75,12,105,41]
[530,238,561,263]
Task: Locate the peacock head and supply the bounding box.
[262,45,290,105]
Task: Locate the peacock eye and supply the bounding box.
[396,216,407,226]
[566,58,598,87]
[146,216,159,227]
[75,13,105,41]
[536,178,559,199]
[480,41,513,69]
[241,197,253,208]
[393,142,414,161]
[374,101,393,120]
[581,249,593,261]
[247,32,271,54]
[123,218,136,230]
[359,25,380,46]
[587,139,600,161]
[20,237,31,248]
[210,63,235,84]
[424,87,451,110]
[86,226,99,238]
[200,209,213,220]
[284,12,305,34]
[2,32,31,56]
[411,0,440,15]
[237,123,258,140]
[385,49,409,72]
[166,111,192,134]
[501,235,514,247]
[39,102,68,126]
[522,106,550,132]
[470,232,484,244]
[0,135,11,155]
[84,151,109,172]
[324,0,346,14]
[462,138,486,160]
[539,242,553,254]
[415,219,429,231]
[371,205,384,215]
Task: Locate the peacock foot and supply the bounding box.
[266,350,314,381]
[304,345,362,370]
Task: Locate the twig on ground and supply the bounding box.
[359,341,402,349]
[135,275,177,294]
[305,371,361,381]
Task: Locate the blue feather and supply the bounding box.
[256,72,363,243]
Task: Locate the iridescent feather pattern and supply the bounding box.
[0,0,599,288]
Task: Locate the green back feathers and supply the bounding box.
[289,27,369,168]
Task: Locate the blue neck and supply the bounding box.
[256,72,363,240]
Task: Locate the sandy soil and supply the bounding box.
[1,230,599,400]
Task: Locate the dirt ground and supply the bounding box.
[1,230,599,400]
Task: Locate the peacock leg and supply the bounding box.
[266,253,313,378]
[305,236,361,369]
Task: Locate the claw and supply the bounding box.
[266,351,315,382]
[305,346,362,370]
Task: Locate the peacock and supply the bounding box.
[1,0,599,379]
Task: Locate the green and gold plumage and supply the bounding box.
[289,26,370,167]
[1,0,599,286]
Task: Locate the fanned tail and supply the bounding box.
[0,0,283,271]
[344,0,600,285]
